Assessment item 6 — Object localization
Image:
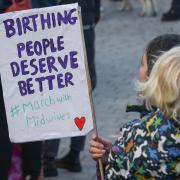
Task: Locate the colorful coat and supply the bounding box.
[98,110,180,179]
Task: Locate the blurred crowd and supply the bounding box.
[110,0,180,21]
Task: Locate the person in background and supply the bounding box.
[89,35,180,179]
[31,0,101,177]
[0,80,12,179]
[0,1,42,180]
[0,1,12,178]
[161,0,180,21]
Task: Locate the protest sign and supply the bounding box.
[0,3,93,142]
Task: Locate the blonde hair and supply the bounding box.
[137,46,180,120]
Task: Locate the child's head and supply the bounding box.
[139,34,180,81]
[139,47,180,120]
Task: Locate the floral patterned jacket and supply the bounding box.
[97,110,180,179]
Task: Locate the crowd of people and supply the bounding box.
[110,0,180,21]
[0,0,180,180]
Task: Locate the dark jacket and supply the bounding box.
[0,78,9,137]
[0,0,11,13]
[0,1,11,136]
[32,0,100,25]
[60,0,100,25]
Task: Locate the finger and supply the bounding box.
[90,140,104,149]
[91,133,97,140]
[98,137,112,147]
[91,134,112,150]
[92,133,103,141]
[89,147,106,155]
[91,152,105,160]
[91,134,107,145]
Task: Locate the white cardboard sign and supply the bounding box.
[0,3,93,142]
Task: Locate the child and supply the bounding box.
[89,36,180,179]
[127,34,180,116]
